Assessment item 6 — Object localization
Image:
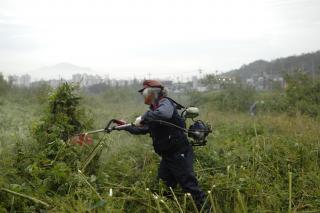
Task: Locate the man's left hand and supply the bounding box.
[134,116,143,126]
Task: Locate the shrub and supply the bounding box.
[285,71,320,117]
[213,84,256,112]
[13,83,96,198]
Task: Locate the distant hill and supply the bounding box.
[30,62,94,80]
[222,51,320,80]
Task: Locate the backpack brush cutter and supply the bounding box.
[69,106,212,199]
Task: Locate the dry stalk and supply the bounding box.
[169,187,183,213]
[160,199,173,213]
[152,194,162,213]
[208,191,217,213]
[183,193,187,212]
[236,189,247,213]
[187,193,199,213]
[288,171,292,213]
[78,170,103,200]
[1,188,50,208]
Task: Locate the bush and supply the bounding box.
[7,83,97,210]
[285,71,320,117]
[257,91,288,113]
[212,84,256,112]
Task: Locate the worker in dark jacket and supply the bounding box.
[123,80,205,209]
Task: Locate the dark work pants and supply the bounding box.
[158,145,205,208]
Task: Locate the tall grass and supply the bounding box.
[0,87,319,212]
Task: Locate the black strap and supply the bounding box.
[164,97,185,110]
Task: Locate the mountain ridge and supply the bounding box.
[222,50,320,80]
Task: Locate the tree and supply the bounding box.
[201,74,218,90]
[0,73,8,95]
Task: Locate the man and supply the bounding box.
[123,80,205,209]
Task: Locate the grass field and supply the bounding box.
[0,85,319,212]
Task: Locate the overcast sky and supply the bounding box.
[0,0,320,80]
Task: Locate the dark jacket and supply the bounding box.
[125,97,189,156]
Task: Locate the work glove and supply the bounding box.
[134,116,143,127]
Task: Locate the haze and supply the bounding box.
[0,0,320,80]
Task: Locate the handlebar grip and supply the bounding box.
[114,123,132,130]
[113,119,127,125]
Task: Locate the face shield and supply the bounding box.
[141,87,161,97]
[142,88,151,98]
[141,88,162,105]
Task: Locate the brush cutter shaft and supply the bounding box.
[82,123,132,135]
[85,129,106,135]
